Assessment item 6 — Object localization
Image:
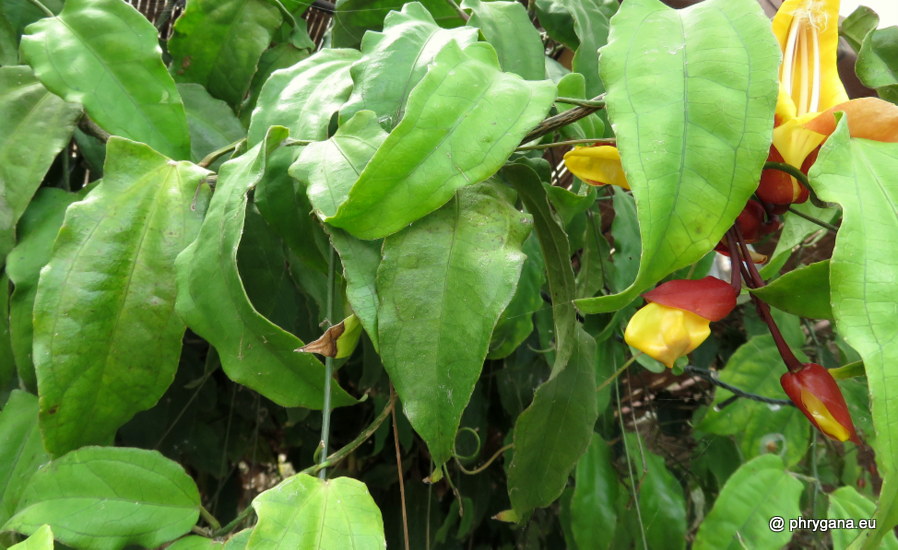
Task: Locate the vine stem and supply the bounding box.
[198,138,245,168]
[733,226,804,372]
[520,94,606,144]
[26,0,54,17]
[786,206,839,232]
[318,246,337,479]
[444,0,469,20]
[555,96,607,109]
[516,137,616,151]
[391,385,411,550]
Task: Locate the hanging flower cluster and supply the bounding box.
[565,0,876,444]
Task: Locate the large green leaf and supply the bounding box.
[463,0,545,81]
[488,236,545,359]
[248,48,360,146]
[751,260,833,320]
[331,0,463,48]
[376,183,530,467]
[856,26,898,104]
[6,188,81,391]
[340,2,478,126]
[0,0,62,36]
[507,328,597,515]
[692,454,801,550]
[568,433,621,550]
[288,110,387,347]
[537,0,612,96]
[0,66,80,262]
[575,0,779,313]
[698,335,811,467]
[0,13,15,65]
[247,474,385,549]
[3,446,200,549]
[0,391,49,529]
[293,110,388,219]
[809,119,898,548]
[8,524,53,550]
[33,138,210,456]
[829,486,898,550]
[177,83,246,164]
[20,0,190,159]
[175,127,355,409]
[325,42,556,240]
[168,0,282,107]
[503,161,577,375]
[633,434,688,549]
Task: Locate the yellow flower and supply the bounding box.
[624,277,737,368]
[562,145,629,189]
[760,0,898,204]
[624,302,710,368]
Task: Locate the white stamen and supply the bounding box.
[782,17,801,101]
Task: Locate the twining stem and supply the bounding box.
[198,138,245,168]
[318,246,337,479]
[298,393,396,477]
[725,229,743,292]
[762,161,829,208]
[26,0,54,17]
[684,366,794,407]
[733,227,804,372]
[555,96,607,109]
[78,116,111,143]
[516,137,616,151]
[199,505,221,531]
[520,94,606,144]
[596,353,640,393]
[444,0,469,21]
[786,206,839,232]
[391,385,411,550]
[454,444,514,475]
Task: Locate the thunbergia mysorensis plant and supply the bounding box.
[2,0,898,548]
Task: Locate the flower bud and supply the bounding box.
[780,363,859,443]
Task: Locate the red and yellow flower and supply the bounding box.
[624,277,737,368]
[780,362,859,443]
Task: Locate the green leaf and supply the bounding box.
[340,2,478,126]
[0,13,17,66]
[507,328,597,515]
[575,0,779,313]
[488,236,545,359]
[20,0,191,159]
[840,6,879,52]
[3,446,200,549]
[0,66,80,262]
[503,161,577,375]
[240,43,309,123]
[569,434,620,550]
[376,183,531,467]
[0,391,49,528]
[555,73,605,141]
[8,524,53,550]
[247,474,385,549]
[692,454,802,550]
[293,110,389,219]
[0,0,61,36]
[168,0,282,107]
[554,0,611,96]
[33,138,210,455]
[175,127,355,409]
[6,188,81,391]
[698,335,811,467]
[177,83,246,164]
[331,0,463,49]
[329,229,382,351]
[325,42,556,239]
[829,486,898,550]
[620,432,686,550]
[249,48,360,145]
[809,118,898,548]
[463,0,545,80]
[751,260,833,319]
[857,27,898,104]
